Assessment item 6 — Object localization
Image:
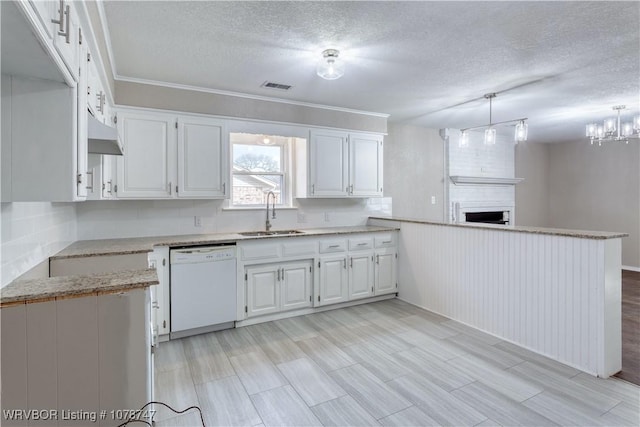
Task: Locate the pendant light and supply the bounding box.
[586,105,640,145]
[459,93,529,146]
[484,93,496,145]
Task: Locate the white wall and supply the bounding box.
[547,140,640,269]
[515,142,550,227]
[1,202,77,286]
[384,123,445,221]
[76,198,392,240]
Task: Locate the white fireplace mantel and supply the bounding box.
[450,176,524,185]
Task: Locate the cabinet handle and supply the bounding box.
[60,4,71,44]
[51,0,64,30]
[277,268,281,281]
[85,171,94,190]
[357,242,368,246]
[107,180,113,194]
[168,182,172,195]
[343,259,346,269]
[350,184,354,194]
[222,182,226,195]
[382,240,392,244]
[152,302,159,309]
[376,255,380,264]
[328,244,340,249]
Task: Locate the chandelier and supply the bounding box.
[459,93,528,147]
[586,105,640,146]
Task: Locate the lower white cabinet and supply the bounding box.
[318,255,348,305]
[349,251,375,300]
[374,248,397,295]
[246,260,312,317]
[148,247,170,337]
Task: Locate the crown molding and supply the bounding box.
[95,0,118,86]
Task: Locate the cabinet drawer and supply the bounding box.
[374,233,396,248]
[282,239,318,257]
[319,240,347,253]
[240,243,281,261]
[348,237,374,251]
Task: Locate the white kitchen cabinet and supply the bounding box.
[148,247,170,338]
[349,133,383,197]
[87,154,117,200]
[51,0,81,81]
[308,129,349,196]
[30,0,57,40]
[375,248,397,295]
[348,252,374,300]
[281,261,313,311]
[116,110,176,198]
[296,129,383,198]
[318,255,348,306]
[246,265,280,317]
[177,116,228,198]
[246,260,312,318]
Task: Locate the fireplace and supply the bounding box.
[452,202,514,226]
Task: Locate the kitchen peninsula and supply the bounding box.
[368,216,627,378]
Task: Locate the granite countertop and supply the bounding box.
[0,269,158,306]
[368,216,628,240]
[51,225,399,260]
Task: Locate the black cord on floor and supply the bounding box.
[117,401,205,427]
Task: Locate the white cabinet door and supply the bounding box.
[349,252,374,300]
[309,129,349,197]
[30,0,56,39]
[318,255,348,306]
[375,248,397,295]
[149,247,170,337]
[246,265,280,317]
[349,133,383,197]
[116,111,176,198]
[177,117,227,198]
[51,0,80,80]
[281,261,312,311]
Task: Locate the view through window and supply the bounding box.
[231,133,287,206]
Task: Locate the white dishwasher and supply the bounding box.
[170,245,237,339]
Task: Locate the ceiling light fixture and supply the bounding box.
[459,93,528,146]
[317,49,345,80]
[586,105,640,146]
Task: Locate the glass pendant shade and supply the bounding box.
[621,122,634,137]
[459,130,469,147]
[484,127,496,145]
[514,121,528,142]
[317,49,345,80]
[586,123,598,138]
[596,125,605,139]
[604,117,616,133]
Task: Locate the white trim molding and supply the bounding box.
[450,176,524,185]
[622,265,640,272]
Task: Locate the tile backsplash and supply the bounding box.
[76,198,393,240]
[1,202,77,286]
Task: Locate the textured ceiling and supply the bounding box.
[103,1,640,143]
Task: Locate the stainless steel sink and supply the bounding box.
[239,230,304,237]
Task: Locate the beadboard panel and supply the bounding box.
[396,221,621,377]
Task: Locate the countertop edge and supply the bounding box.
[368,217,629,240]
[1,269,159,306]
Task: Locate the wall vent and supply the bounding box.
[261,81,293,91]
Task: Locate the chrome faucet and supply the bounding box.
[265,191,277,231]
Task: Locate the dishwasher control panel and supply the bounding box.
[170,246,236,264]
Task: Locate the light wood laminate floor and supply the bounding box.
[154,299,640,427]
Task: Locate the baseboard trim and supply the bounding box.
[622,265,640,272]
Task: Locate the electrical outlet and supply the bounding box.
[194,216,202,227]
[431,196,436,205]
[297,212,307,223]
[324,212,331,222]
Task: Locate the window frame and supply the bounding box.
[229,135,293,208]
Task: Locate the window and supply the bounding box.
[230,133,290,207]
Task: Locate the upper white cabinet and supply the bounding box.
[349,133,383,197]
[114,108,229,200]
[116,111,176,199]
[296,129,383,198]
[177,117,227,198]
[51,0,81,81]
